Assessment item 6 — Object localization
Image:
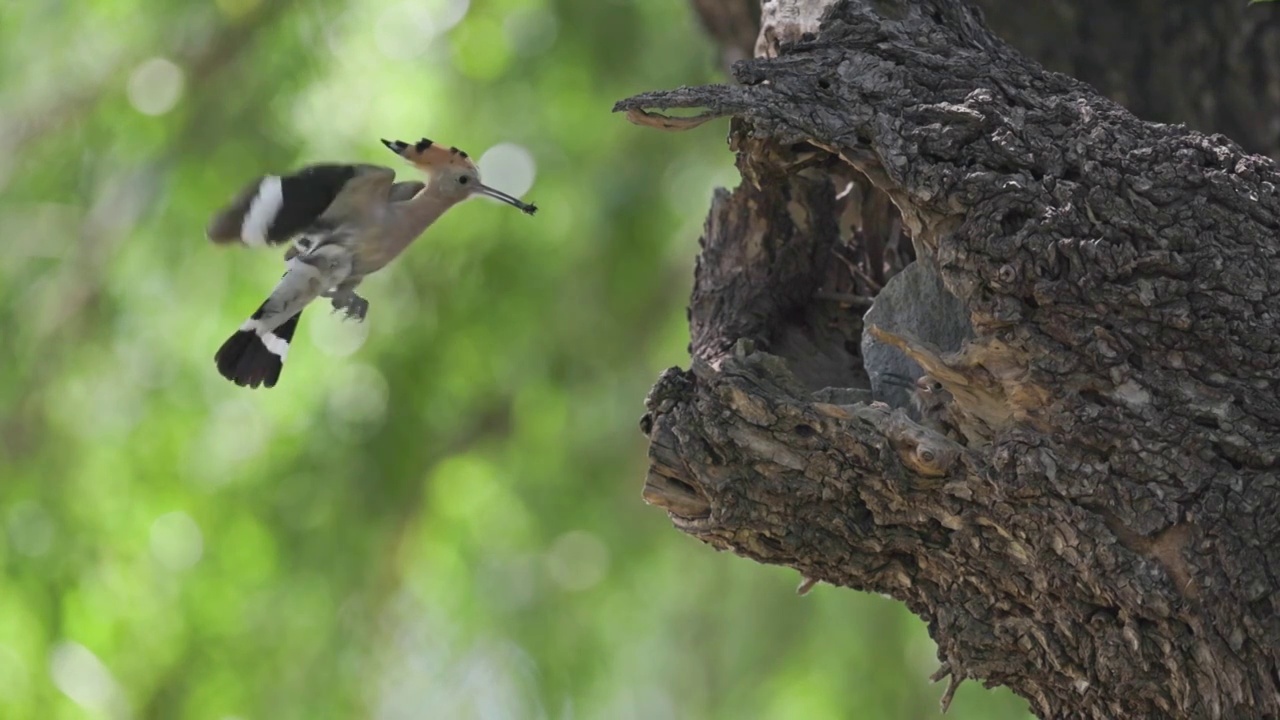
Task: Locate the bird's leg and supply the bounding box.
[329,290,369,322]
[324,279,369,322]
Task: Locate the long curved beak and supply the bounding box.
[477,183,537,215]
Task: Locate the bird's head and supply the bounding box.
[915,375,945,396]
[381,138,537,215]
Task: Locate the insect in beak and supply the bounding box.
[476,183,538,215]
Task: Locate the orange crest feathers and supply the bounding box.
[381,138,476,172]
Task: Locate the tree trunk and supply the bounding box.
[619,1,1280,718]
[973,0,1280,160]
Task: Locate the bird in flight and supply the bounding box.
[205,138,537,389]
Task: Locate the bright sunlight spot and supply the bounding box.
[49,642,125,714]
[478,143,537,198]
[126,57,185,116]
[149,512,205,572]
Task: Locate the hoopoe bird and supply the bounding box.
[206,138,537,389]
[881,372,962,440]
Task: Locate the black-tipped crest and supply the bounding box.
[382,137,468,169]
[381,138,434,156]
[381,137,538,215]
[384,137,473,161]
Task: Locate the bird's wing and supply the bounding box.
[387,180,426,203]
[314,164,399,225]
[281,179,419,262]
[207,163,376,249]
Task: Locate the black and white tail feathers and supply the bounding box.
[207,164,350,388]
[214,307,303,389]
[206,164,358,248]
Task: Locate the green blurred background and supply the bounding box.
[0,1,1032,718]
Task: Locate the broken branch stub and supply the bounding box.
[620,0,1280,717]
[622,107,724,132]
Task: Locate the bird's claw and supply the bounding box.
[342,298,368,322]
[330,295,369,322]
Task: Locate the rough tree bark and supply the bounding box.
[973,0,1280,159]
[621,1,1280,718]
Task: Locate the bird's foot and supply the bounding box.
[330,294,369,322]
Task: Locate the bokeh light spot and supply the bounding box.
[478,143,537,199]
[126,57,185,116]
[310,313,371,358]
[49,642,125,713]
[661,155,740,216]
[374,3,438,60]
[149,511,204,572]
[194,399,270,485]
[433,0,471,31]
[326,362,390,428]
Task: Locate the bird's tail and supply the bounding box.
[214,308,304,389]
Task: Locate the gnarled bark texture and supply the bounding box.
[973,0,1280,159]
[621,1,1280,718]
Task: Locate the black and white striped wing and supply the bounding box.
[206,163,360,249]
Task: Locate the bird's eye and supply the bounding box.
[930,382,943,392]
[458,176,470,185]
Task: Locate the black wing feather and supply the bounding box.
[207,164,358,247]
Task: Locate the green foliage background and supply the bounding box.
[0,1,1032,718]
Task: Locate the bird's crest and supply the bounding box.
[381,138,476,172]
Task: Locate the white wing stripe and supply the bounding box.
[241,176,283,248]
